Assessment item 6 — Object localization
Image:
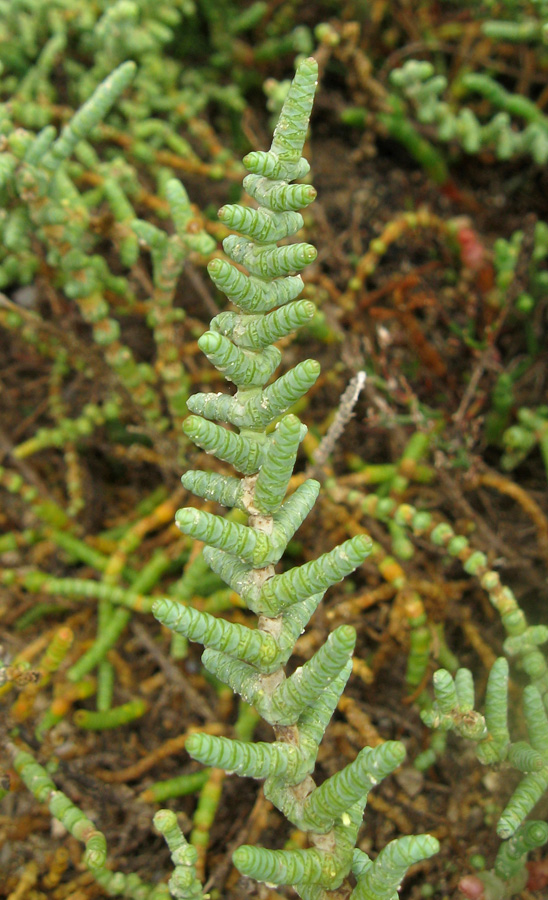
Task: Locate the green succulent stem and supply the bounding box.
[152,56,437,900]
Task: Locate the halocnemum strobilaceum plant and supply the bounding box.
[152,56,439,900]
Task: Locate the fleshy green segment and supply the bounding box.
[205,588,316,658]
[421,657,512,766]
[498,768,548,839]
[152,599,280,672]
[523,683,548,752]
[207,258,304,313]
[197,331,281,387]
[508,742,544,773]
[351,835,440,900]
[254,534,373,616]
[202,547,258,600]
[175,507,295,568]
[222,234,317,279]
[497,685,548,839]
[243,175,317,213]
[296,663,354,752]
[182,416,264,475]
[13,750,107,870]
[253,414,303,514]
[186,732,308,781]
[181,470,246,510]
[494,821,548,882]
[302,743,406,833]
[244,56,318,182]
[271,481,320,546]
[175,482,326,572]
[268,625,356,725]
[218,205,304,243]
[268,57,318,170]
[200,648,263,705]
[154,810,203,900]
[421,668,488,740]
[186,359,321,428]
[210,301,315,350]
[175,508,265,564]
[480,657,510,762]
[233,845,344,890]
[44,62,136,170]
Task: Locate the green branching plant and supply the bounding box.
[0,59,218,451]
[501,406,548,479]
[1,53,441,900]
[151,57,439,900]
[390,503,548,898]
[324,479,548,896]
[0,0,243,141]
[5,745,170,900]
[3,11,547,900]
[481,0,548,46]
[0,0,316,153]
[423,658,548,899]
[0,61,227,730]
[388,60,548,166]
[493,220,548,313]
